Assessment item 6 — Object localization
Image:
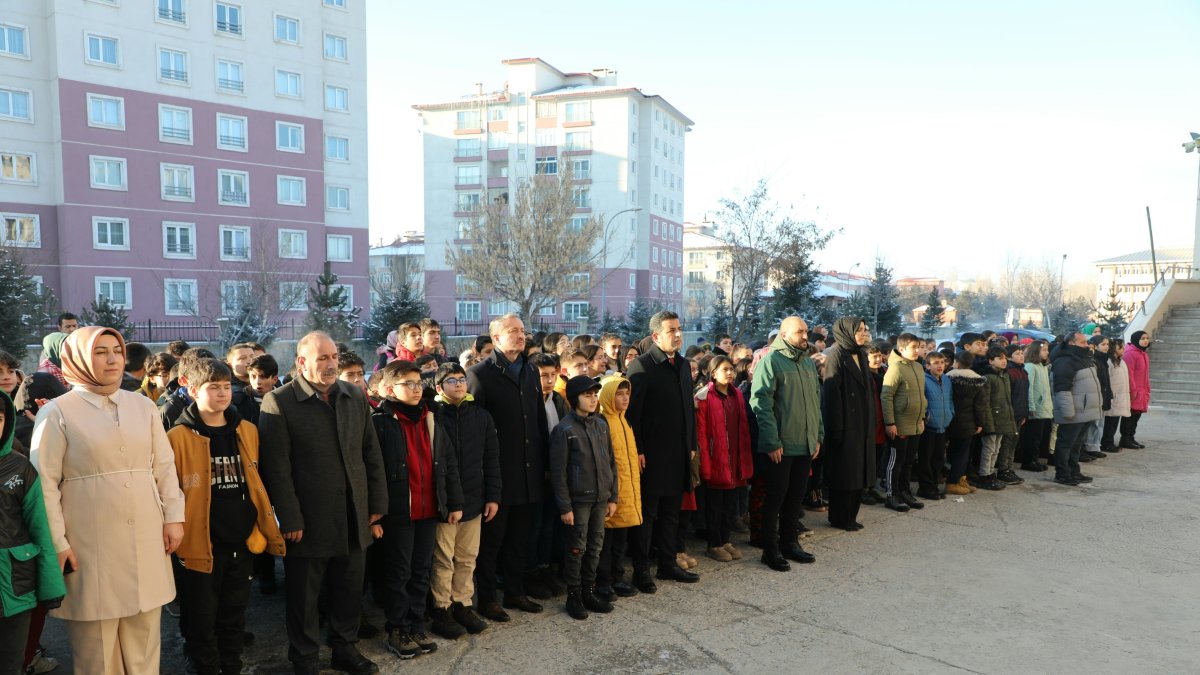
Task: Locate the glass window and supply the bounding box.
[163,221,195,258]
[215,2,242,35]
[0,23,29,58]
[164,279,197,315]
[0,152,34,183]
[276,122,304,152]
[324,85,348,111]
[572,188,590,209]
[158,105,191,143]
[564,101,590,123]
[572,159,590,179]
[86,94,122,128]
[326,234,352,262]
[90,156,126,189]
[218,170,248,205]
[326,185,349,210]
[217,115,247,150]
[456,110,480,130]
[220,226,250,261]
[1,213,39,247]
[565,131,590,151]
[275,70,301,97]
[535,100,556,118]
[157,0,186,24]
[326,135,349,161]
[158,48,188,83]
[160,164,193,200]
[277,176,306,205]
[220,280,252,315]
[487,133,508,150]
[323,34,347,60]
[488,107,506,121]
[456,138,481,158]
[96,277,131,308]
[456,301,481,322]
[456,193,481,212]
[275,15,300,44]
[217,60,244,92]
[86,34,119,66]
[563,302,588,321]
[278,229,307,258]
[455,166,481,185]
[279,282,308,311]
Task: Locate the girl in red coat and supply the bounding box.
[694,356,754,562]
[1122,331,1152,448]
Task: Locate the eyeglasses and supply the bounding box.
[396,381,423,391]
[440,377,468,387]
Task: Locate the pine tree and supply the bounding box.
[839,292,875,327]
[620,299,663,343]
[706,291,732,338]
[596,310,622,336]
[867,257,902,337]
[918,288,945,339]
[0,248,55,357]
[362,280,429,347]
[218,303,278,352]
[80,297,135,341]
[305,265,361,344]
[1094,286,1129,339]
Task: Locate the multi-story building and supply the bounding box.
[0,0,368,325]
[415,58,692,331]
[682,221,727,321]
[368,232,424,305]
[1094,247,1193,307]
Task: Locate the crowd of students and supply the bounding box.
[0,311,1153,675]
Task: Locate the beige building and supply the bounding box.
[368,232,424,305]
[682,222,728,321]
[1094,247,1193,308]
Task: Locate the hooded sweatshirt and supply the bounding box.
[599,375,642,528]
[173,404,257,549]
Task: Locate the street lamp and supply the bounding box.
[1182,132,1200,279]
[599,207,642,318]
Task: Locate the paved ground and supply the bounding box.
[41,411,1200,674]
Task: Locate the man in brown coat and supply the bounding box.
[260,332,388,675]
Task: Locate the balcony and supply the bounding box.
[163,185,192,198]
[487,176,508,189]
[218,78,244,92]
[157,7,186,23]
[219,134,246,149]
[221,191,247,204]
[161,127,190,141]
[160,68,188,83]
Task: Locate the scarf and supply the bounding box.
[42,332,68,367]
[832,317,863,350]
[60,326,127,396]
[1129,331,1149,352]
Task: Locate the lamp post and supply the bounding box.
[599,207,642,319]
[1182,132,1200,279]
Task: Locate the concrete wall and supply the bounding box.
[1124,278,1200,340]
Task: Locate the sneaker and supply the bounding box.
[707,546,733,562]
[997,470,1024,485]
[451,602,488,634]
[410,631,437,654]
[26,649,58,674]
[979,475,1007,491]
[1054,475,1081,486]
[1071,474,1094,483]
[385,630,420,660]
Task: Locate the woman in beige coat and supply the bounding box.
[31,327,185,674]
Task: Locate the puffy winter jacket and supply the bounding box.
[923,372,955,433]
[1105,359,1131,418]
[1125,342,1151,412]
[694,382,754,490]
[977,365,1016,434]
[372,401,464,523]
[600,376,641,529]
[1051,345,1103,424]
[1006,364,1030,423]
[432,394,501,521]
[1024,362,1053,420]
[946,369,988,440]
[881,350,928,437]
[1093,351,1113,412]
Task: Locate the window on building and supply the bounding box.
[2,213,39,247]
[86,94,122,128]
[566,273,590,295]
[488,300,517,316]
[456,138,481,158]
[688,271,704,284]
[217,114,247,150]
[278,229,307,258]
[535,100,556,118]
[164,279,197,315]
[96,277,132,308]
[488,107,506,121]
[1,87,31,122]
[456,110,480,130]
[219,225,250,261]
[535,130,557,148]
[456,301,481,322]
[158,105,192,143]
[326,135,349,161]
[326,234,352,262]
[276,121,304,152]
[323,33,347,60]
[90,156,126,190]
[563,301,588,321]
[0,23,29,58]
[279,282,308,311]
[163,221,195,258]
[569,217,587,232]
[275,69,301,97]
[456,193,481,212]
[455,166,481,186]
[215,2,242,35]
[652,247,659,263]
[487,133,508,150]
[455,219,472,239]
[572,188,590,209]
[534,156,558,175]
[629,273,637,289]
[158,48,188,83]
[217,59,244,92]
[157,0,186,23]
[86,34,119,66]
[326,185,349,210]
[651,276,659,291]
[324,84,348,112]
[220,280,252,316]
[274,15,300,44]
[218,170,248,205]
[564,131,590,151]
[572,159,590,179]
[277,176,305,205]
[323,0,347,7]
[564,101,590,123]
[0,151,34,183]
[160,163,194,201]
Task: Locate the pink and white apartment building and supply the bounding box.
[415,58,692,327]
[0,0,368,324]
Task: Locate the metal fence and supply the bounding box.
[440,318,588,338]
[38,319,365,344]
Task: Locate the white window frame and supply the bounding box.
[86,93,123,129]
[539,303,556,316]
[323,0,347,8]
[275,121,304,152]
[273,13,301,45]
[325,135,349,162]
[0,150,35,184]
[1,212,40,248]
[277,175,306,206]
[324,84,348,113]
[326,234,352,262]
[0,86,33,123]
[217,169,249,206]
[278,281,308,311]
[323,32,348,61]
[85,32,121,68]
[157,104,192,144]
[90,155,127,191]
[160,162,195,202]
[92,216,130,251]
[216,113,248,151]
[332,284,354,311]
[456,301,481,322]
[219,224,251,262]
[95,276,132,309]
[629,272,636,290]
[155,0,188,26]
[164,278,198,316]
[157,46,190,85]
[162,221,196,259]
[563,301,589,322]
[652,275,659,291]
[278,228,307,259]
[215,58,244,93]
[213,1,243,37]
[455,165,481,186]
[220,280,252,316]
[0,22,30,60]
[274,68,302,99]
[325,184,349,211]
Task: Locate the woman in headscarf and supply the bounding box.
[1121,330,1152,448]
[31,327,185,674]
[37,332,69,389]
[819,317,876,531]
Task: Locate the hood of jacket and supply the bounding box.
[434,392,475,407]
[947,368,984,382]
[770,335,808,361]
[598,374,629,420]
[1052,343,1094,368]
[175,401,243,433]
[0,390,14,458]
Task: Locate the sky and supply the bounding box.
[365,0,1200,285]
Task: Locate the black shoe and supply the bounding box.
[761,551,791,571]
[612,580,638,597]
[915,489,940,501]
[292,660,320,675]
[1119,439,1138,449]
[860,490,877,506]
[656,564,700,583]
[502,594,544,613]
[524,573,552,600]
[1078,453,1094,463]
[900,492,924,509]
[593,585,615,601]
[1084,450,1107,460]
[1020,463,1046,472]
[1104,445,1121,453]
[632,572,658,594]
[477,599,510,622]
[356,620,380,640]
[884,495,910,512]
[981,475,1007,490]
[780,543,816,564]
[430,606,466,640]
[582,585,614,613]
[828,519,857,532]
[330,647,379,674]
[411,631,437,654]
[1130,439,1145,449]
[852,522,865,530]
[1054,475,1081,486]
[565,587,588,620]
[1072,474,1094,483]
[997,470,1024,485]
[451,603,488,634]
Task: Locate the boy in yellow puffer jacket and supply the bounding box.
[595,375,642,600]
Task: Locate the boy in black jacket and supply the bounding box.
[428,363,501,639]
[549,376,618,620]
[372,360,463,660]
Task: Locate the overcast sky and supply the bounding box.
[366,0,1200,284]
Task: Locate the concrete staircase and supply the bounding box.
[1147,303,1200,412]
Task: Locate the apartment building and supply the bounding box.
[368,232,424,305]
[1094,247,1193,307]
[415,57,692,329]
[0,0,368,323]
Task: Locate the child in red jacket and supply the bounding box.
[694,356,754,562]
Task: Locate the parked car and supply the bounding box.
[954,328,1056,344]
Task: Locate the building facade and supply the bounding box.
[0,0,368,325]
[368,232,424,305]
[1094,247,1193,308]
[416,58,692,331]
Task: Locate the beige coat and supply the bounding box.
[31,389,185,622]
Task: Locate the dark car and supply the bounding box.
[954,328,1056,344]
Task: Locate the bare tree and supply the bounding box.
[1015,257,1062,330]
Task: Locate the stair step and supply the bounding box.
[1148,389,1200,404]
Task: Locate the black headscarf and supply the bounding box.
[1129,331,1149,352]
[832,317,864,351]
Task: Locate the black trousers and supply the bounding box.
[1119,411,1142,442]
[596,527,629,588]
[703,486,735,548]
[886,435,920,496]
[0,610,31,675]
[916,430,946,494]
[827,488,861,527]
[475,502,537,602]
[283,547,365,664]
[1101,416,1121,449]
[631,494,681,574]
[946,436,972,484]
[1019,418,1051,465]
[761,454,811,555]
[381,517,437,633]
[178,547,254,675]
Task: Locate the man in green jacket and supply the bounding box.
[750,317,822,572]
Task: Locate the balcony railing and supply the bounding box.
[160,68,188,82]
[221,191,247,204]
[218,77,244,92]
[166,244,194,255]
[222,247,249,259]
[455,148,482,158]
[163,185,192,198]
[216,20,242,35]
[158,7,186,22]
[161,127,190,141]
[219,134,246,148]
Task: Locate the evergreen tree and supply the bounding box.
[706,291,732,338]
[1094,286,1129,339]
[918,288,945,339]
[839,292,875,327]
[596,310,622,336]
[305,266,361,343]
[362,280,429,347]
[0,248,55,357]
[80,296,136,341]
[1051,296,1093,337]
[620,299,663,343]
[218,302,278,352]
[867,257,902,336]
[980,290,1007,325]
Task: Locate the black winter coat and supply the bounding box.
[467,351,548,506]
[626,344,695,497]
[1006,364,1030,423]
[819,345,876,491]
[432,397,501,520]
[1092,352,1113,411]
[946,369,989,440]
[372,401,464,523]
